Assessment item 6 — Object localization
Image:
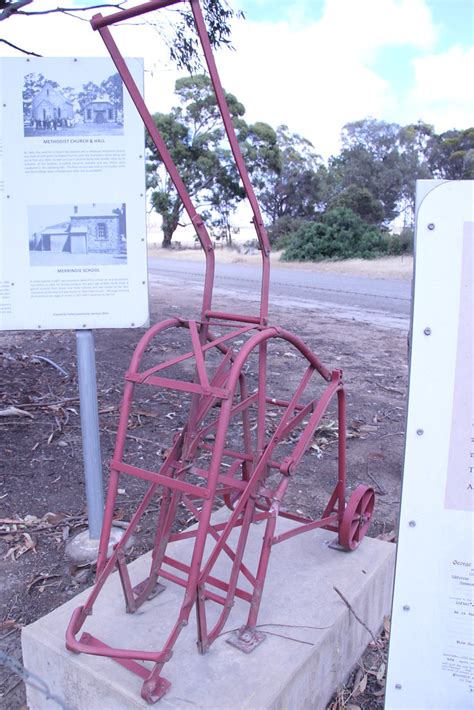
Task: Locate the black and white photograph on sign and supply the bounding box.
[28,203,127,266]
[23,65,124,138]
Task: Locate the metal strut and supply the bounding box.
[65,1,375,704]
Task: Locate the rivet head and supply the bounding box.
[395,683,402,689]
[427,223,435,230]
[416,429,424,436]
[403,605,410,611]
[409,520,416,527]
[424,327,432,336]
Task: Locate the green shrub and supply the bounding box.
[281,208,387,261]
[382,227,414,255]
[267,215,309,249]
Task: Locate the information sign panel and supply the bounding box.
[0,56,148,331]
[386,180,474,707]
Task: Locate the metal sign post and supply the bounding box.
[75,329,104,540]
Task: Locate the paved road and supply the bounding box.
[148,257,412,329]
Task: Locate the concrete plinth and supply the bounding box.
[22,514,395,710]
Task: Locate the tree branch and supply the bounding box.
[0,1,242,74]
[0,37,40,55]
[0,0,33,22]
[9,3,125,17]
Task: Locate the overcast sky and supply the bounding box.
[1,0,473,159]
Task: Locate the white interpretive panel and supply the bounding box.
[386,180,474,708]
[0,57,148,330]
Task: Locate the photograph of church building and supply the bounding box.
[30,82,75,129]
[23,66,124,137]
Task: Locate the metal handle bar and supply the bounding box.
[91,0,271,324]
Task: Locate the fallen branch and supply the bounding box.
[3,397,80,411]
[374,382,404,396]
[31,355,70,378]
[333,586,382,653]
[0,406,34,418]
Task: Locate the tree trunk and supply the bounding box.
[161,203,181,248]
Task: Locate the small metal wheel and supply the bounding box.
[339,485,375,551]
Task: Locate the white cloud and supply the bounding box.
[215,18,392,158]
[317,0,436,57]
[408,46,474,130]
[215,0,439,157]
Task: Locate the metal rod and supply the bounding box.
[91,0,184,29]
[190,0,271,324]
[75,330,104,540]
[93,21,215,321]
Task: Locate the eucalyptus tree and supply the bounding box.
[328,118,434,226]
[425,127,474,180]
[146,74,246,247]
[243,122,327,227]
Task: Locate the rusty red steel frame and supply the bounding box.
[65,0,375,703]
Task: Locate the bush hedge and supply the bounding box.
[280,208,413,261]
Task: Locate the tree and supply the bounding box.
[22,71,47,114]
[0,1,242,71]
[326,185,384,225]
[165,0,244,72]
[100,72,123,113]
[267,215,308,249]
[426,128,474,179]
[327,118,433,226]
[76,81,100,113]
[328,119,404,224]
[146,74,245,248]
[397,120,433,223]
[244,123,326,226]
[206,148,245,246]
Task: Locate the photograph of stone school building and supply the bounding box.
[29,203,127,267]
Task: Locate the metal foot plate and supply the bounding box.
[226,626,266,654]
[141,676,171,704]
[133,579,166,601]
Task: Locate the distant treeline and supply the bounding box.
[147,75,473,259]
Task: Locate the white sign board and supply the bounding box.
[0,57,148,331]
[386,180,474,708]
